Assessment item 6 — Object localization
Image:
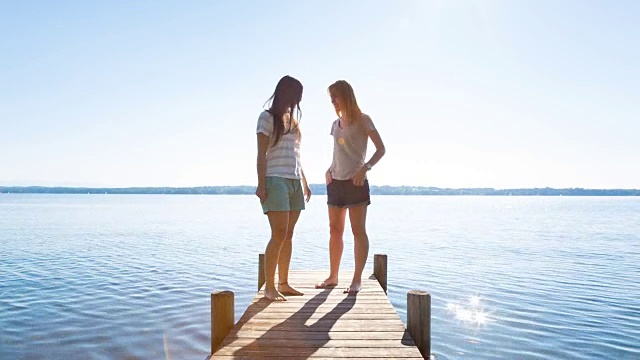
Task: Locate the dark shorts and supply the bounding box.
[327,179,371,208]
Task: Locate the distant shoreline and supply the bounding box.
[1,185,639,196]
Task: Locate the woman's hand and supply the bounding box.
[325,169,332,185]
[351,166,367,186]
[256,184,267,204]
[304,185,312,202]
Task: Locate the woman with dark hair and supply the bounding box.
[256,75,311,301]
[315,80,386,294]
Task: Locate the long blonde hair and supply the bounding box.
[328,80,362,122]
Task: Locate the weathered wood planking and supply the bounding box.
[210,270,424,359]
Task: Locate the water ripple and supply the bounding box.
[1,194,639,359]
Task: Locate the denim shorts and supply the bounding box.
[261,176,305,214]
[327,179,371,208]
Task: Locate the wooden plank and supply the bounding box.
[242,305,398,314]
[244,301,394,309]
[221,338,415,348]
[257,286,385,293]
[227,330,413,341]
[213,346,423,357]
[212,357,423,360]
[270,278,381,283]
[241,303,395,316]
[241,312,401,321]
[252,292,388,299]
[259,286,383,293]
[251,296,392,304]
[233,319,408,332]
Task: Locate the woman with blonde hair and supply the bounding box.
[315,80,386,294]
[256,75,311,301]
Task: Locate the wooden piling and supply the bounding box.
[407,290,431,359]
[211,290,234,354]
[258,253,265,291]
[373,254,388,293]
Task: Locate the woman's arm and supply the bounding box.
[301,168,312,202]
[352,129,386,186]
[365,129,386,169]
[256,133,269,203]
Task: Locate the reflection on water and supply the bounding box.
[447,296,490,326]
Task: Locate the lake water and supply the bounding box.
[1,194,639,359]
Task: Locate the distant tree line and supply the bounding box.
[1,185,639,196]
[367,186,640,196]
[0,186,255,195]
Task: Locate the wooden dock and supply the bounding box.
[209,254,431,359]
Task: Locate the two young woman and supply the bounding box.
[256,76,386,301]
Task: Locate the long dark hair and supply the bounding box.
[264,75,303,147]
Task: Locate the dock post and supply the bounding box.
[211,290,234,354]
[373,254,387,293]
[407,290,431,359]
[258,253,265,291]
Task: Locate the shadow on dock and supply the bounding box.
[228,288,356,358]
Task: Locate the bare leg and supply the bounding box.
[316,206,346,288]
[345,205,369,294]
[264,211,289,301]
[278,210,303,296]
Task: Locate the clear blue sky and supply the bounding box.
[1,0,638,188]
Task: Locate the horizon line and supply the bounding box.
[1,184,639,191]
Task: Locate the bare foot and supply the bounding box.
[344,280,362,294]
[315,277,339,289]
[278,282,304,296]
[264,287,287,301]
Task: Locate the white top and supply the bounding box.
[256,110,302,179]
[329,114,376,180]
